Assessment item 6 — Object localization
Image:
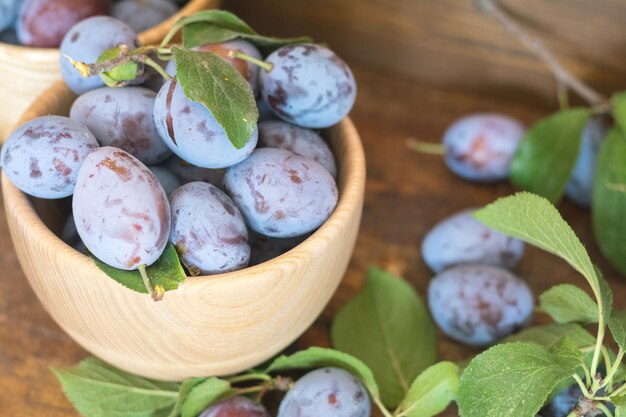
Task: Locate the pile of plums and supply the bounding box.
[1,15,356,276]
[422,208,533,347]
[0,0,183,47]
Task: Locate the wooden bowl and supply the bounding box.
[1,81,366,380]
[0,0,221,142]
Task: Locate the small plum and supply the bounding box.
[199,396,270,417]
[153,78,258,169]
[443,113,525,182]
[428,264,534,347]
[170,182,250,274]
[1,116,99,199]
[73,147,171,270]
[148,166,181,197]
[278,367,371,417]
[421,208,524,273]
[258,120,337,178]
[224,148,338,238]
[112,0,178,33]
[70,86,171,164]
[260,44,356,128]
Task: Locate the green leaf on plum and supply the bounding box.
[330,266,437,408]
[457,339,581,417]
[89,242,186,296]
[180,378,232,417]
[510,108,590,203]
[592,127,626,275]
[97,47,139,87]
[52,357,180,417]
[394,361,459,417]
[266,347,380,400]
[540,284,599,325]
[172,46,258,150]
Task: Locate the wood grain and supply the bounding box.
[0,0,221,142]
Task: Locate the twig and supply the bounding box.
[476,0,607,106]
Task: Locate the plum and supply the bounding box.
[428,264,534,347]
[260,44,356,128]
[421,208,525,273]
[443,113,525,182]
[73,147,170,270]
[70,86,171,164]
[60,16,139,94]
[1,116,99,199]
[148,166,180,197]
[278,367,370,417]
[112,0,178,33]
[258,120,337,178]
[169,182,250,275]
[223,148,338,238]
[153,78,258,169]
[199,396,270,417]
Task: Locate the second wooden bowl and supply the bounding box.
[0,0,220,142]
[1,81,366,380]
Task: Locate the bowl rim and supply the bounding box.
[2,80,366,287]
[0,0,219,52]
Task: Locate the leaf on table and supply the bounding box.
[510,108,590,203]
[394,361,459,417]
[172,46,258,150]
[167,378,205,417]
[266,347,380,400]
[457,340,581,417]
[330,266,437,408]
[540,284,599,325]
[474,192,611,323]
[592,127,626,275]
[52,357,180,417]
[180,378,232,417]
[89,243,186,295]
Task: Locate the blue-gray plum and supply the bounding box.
[258,120,337,178]
[112,0,178,33]
[278,367,370,417]
[260,44,356,128]
[0,0,23,32]
[224,148,338,238]
[163,156,225,186]
[170,182,249,274]
[199,396,270,417]
[165,39,262,95]
[60,16,139,94]
[148,166,180,197]
[17,0,111,47]
[565,116,611,208]
[421,208,524,273]
[1,116,99,199]
[248,230,310,266]
[443,113,525,182]
[70,86,171,164]
[73,147,171,270]
[154,78,258,168]
[428,265,534,347]
[61,214,86,252]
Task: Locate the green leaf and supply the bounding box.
[394,362,459,417]
[167,378,205,417]
[510,109,590,203]
[267,347,380,400]
[180,378,232,417]
[592,127,626,275]
[504,323,595,348]
[52,357,179,417]
[97,47,139,87]
[612,91,626,131]
[330,266,437,408]
[609,310,626,350]
[457,341,581,417]
[172,47,257,150]
[473,192,612,323]
[612,396,626,417]
[89,243,186,295]
[540,284,599,324]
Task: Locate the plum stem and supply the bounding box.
[138,264,164,301]
[406,137,445,155]
[476,0,607,106]
[66,45,164,78]
[228,50,274,72]
[145,57,171,81]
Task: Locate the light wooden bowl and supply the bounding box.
[0,0,220,142]
[1,81,366,380]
